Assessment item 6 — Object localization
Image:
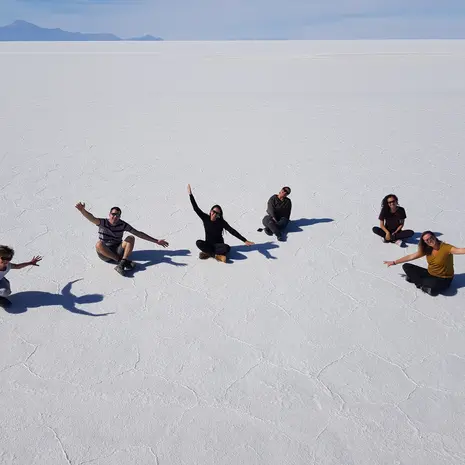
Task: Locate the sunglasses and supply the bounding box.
[211,210,221,216]
[388,200,397,204]
[110,212,121,217]
[423,236,436,243]
[0,256,12,262]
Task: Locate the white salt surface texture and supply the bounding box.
[1,40,465,464]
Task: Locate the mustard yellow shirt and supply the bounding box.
[426,242,454,278]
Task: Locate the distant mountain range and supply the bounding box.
[0,20,163,42]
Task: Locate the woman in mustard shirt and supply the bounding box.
[384,231,465,295]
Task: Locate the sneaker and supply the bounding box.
[215,254,227,263]
[0,296,12,309]
[264,228,273,236]
[395,239,405,247]
[276,233,284,242]
[122,259,136,270]
[199,252,211,260]
[114,261,126,275]
[421,286,438,296]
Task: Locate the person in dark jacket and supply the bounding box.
[188,184,254,262]
[262,186,292,241]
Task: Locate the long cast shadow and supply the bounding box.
[229,241,280,261]
[6,279,110,316]
[127,249,191,274]
[442,273,465,297]
[404,231,443,245]
[285,217,334,234]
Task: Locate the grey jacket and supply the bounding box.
[266,194,292,220]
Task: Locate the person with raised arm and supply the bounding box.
[373,194,414,247]
[187,184,254,262]
[75,202,168,276]
[0,244,42,308]
[384,230,465,295]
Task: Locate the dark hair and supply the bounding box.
[419,230,440,256]
[380,194,398,218]
[282,186,291,195]
[0,245,14,259]
[110,206,122,214]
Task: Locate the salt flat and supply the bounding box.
[1,40,465,465]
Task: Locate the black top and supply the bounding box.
[379,206,406,232]
[190,194,247,244]
[266,194,292,220]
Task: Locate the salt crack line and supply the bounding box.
[216,403,311,461]
[46,426,72,465]
[78,450,117,465]
[316,349,357,379]
[265,360,346,414]
[223,359,264,399]
[24,225,50,247]
[359,347,419,396]
[148,447,160,465]
[407,303,459,331]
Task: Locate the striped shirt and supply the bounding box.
[98,218,135,246]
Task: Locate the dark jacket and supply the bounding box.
[190,194,247,244]
[266,194,292,221]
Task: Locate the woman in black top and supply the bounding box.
[372,194,414,246]
[188,184,254,262]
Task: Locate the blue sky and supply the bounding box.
[1,0,465,40]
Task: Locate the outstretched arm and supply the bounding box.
[451,247,465,255]
[188,184,208,219]
[384,250,424,267]
[224,222,254,246]
[132,229,169,248]
[75,202,99,225]
[11,255,43,270]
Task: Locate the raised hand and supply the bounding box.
[30,255,43,266]
[383,260,395,267]
[156,239,169,248]
[187,184,192,195]
[75,202,86,211]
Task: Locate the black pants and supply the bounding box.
[196,240,230,256]
[262,215,289,236]
[372,227,414,242]
[403,263,453,295]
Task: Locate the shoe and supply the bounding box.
[199,252,211,260]
[215,254,227,263]
[395,239,405,247]
[122,259,136,270]
[421,286,437,296]
[276,232,284,242]
[0,296,12,309]
[264,228,273,236]
[114,261,126,275]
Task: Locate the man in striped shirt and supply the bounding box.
[75,202,169,275]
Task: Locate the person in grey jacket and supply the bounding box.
[262,187,292,241]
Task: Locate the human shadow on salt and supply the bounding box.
[228,241,279,261]
[285,217,334,235]
[6,279,110,316]
[126,249,191,275]
[405,231,443,245]
[441,273,465,297]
